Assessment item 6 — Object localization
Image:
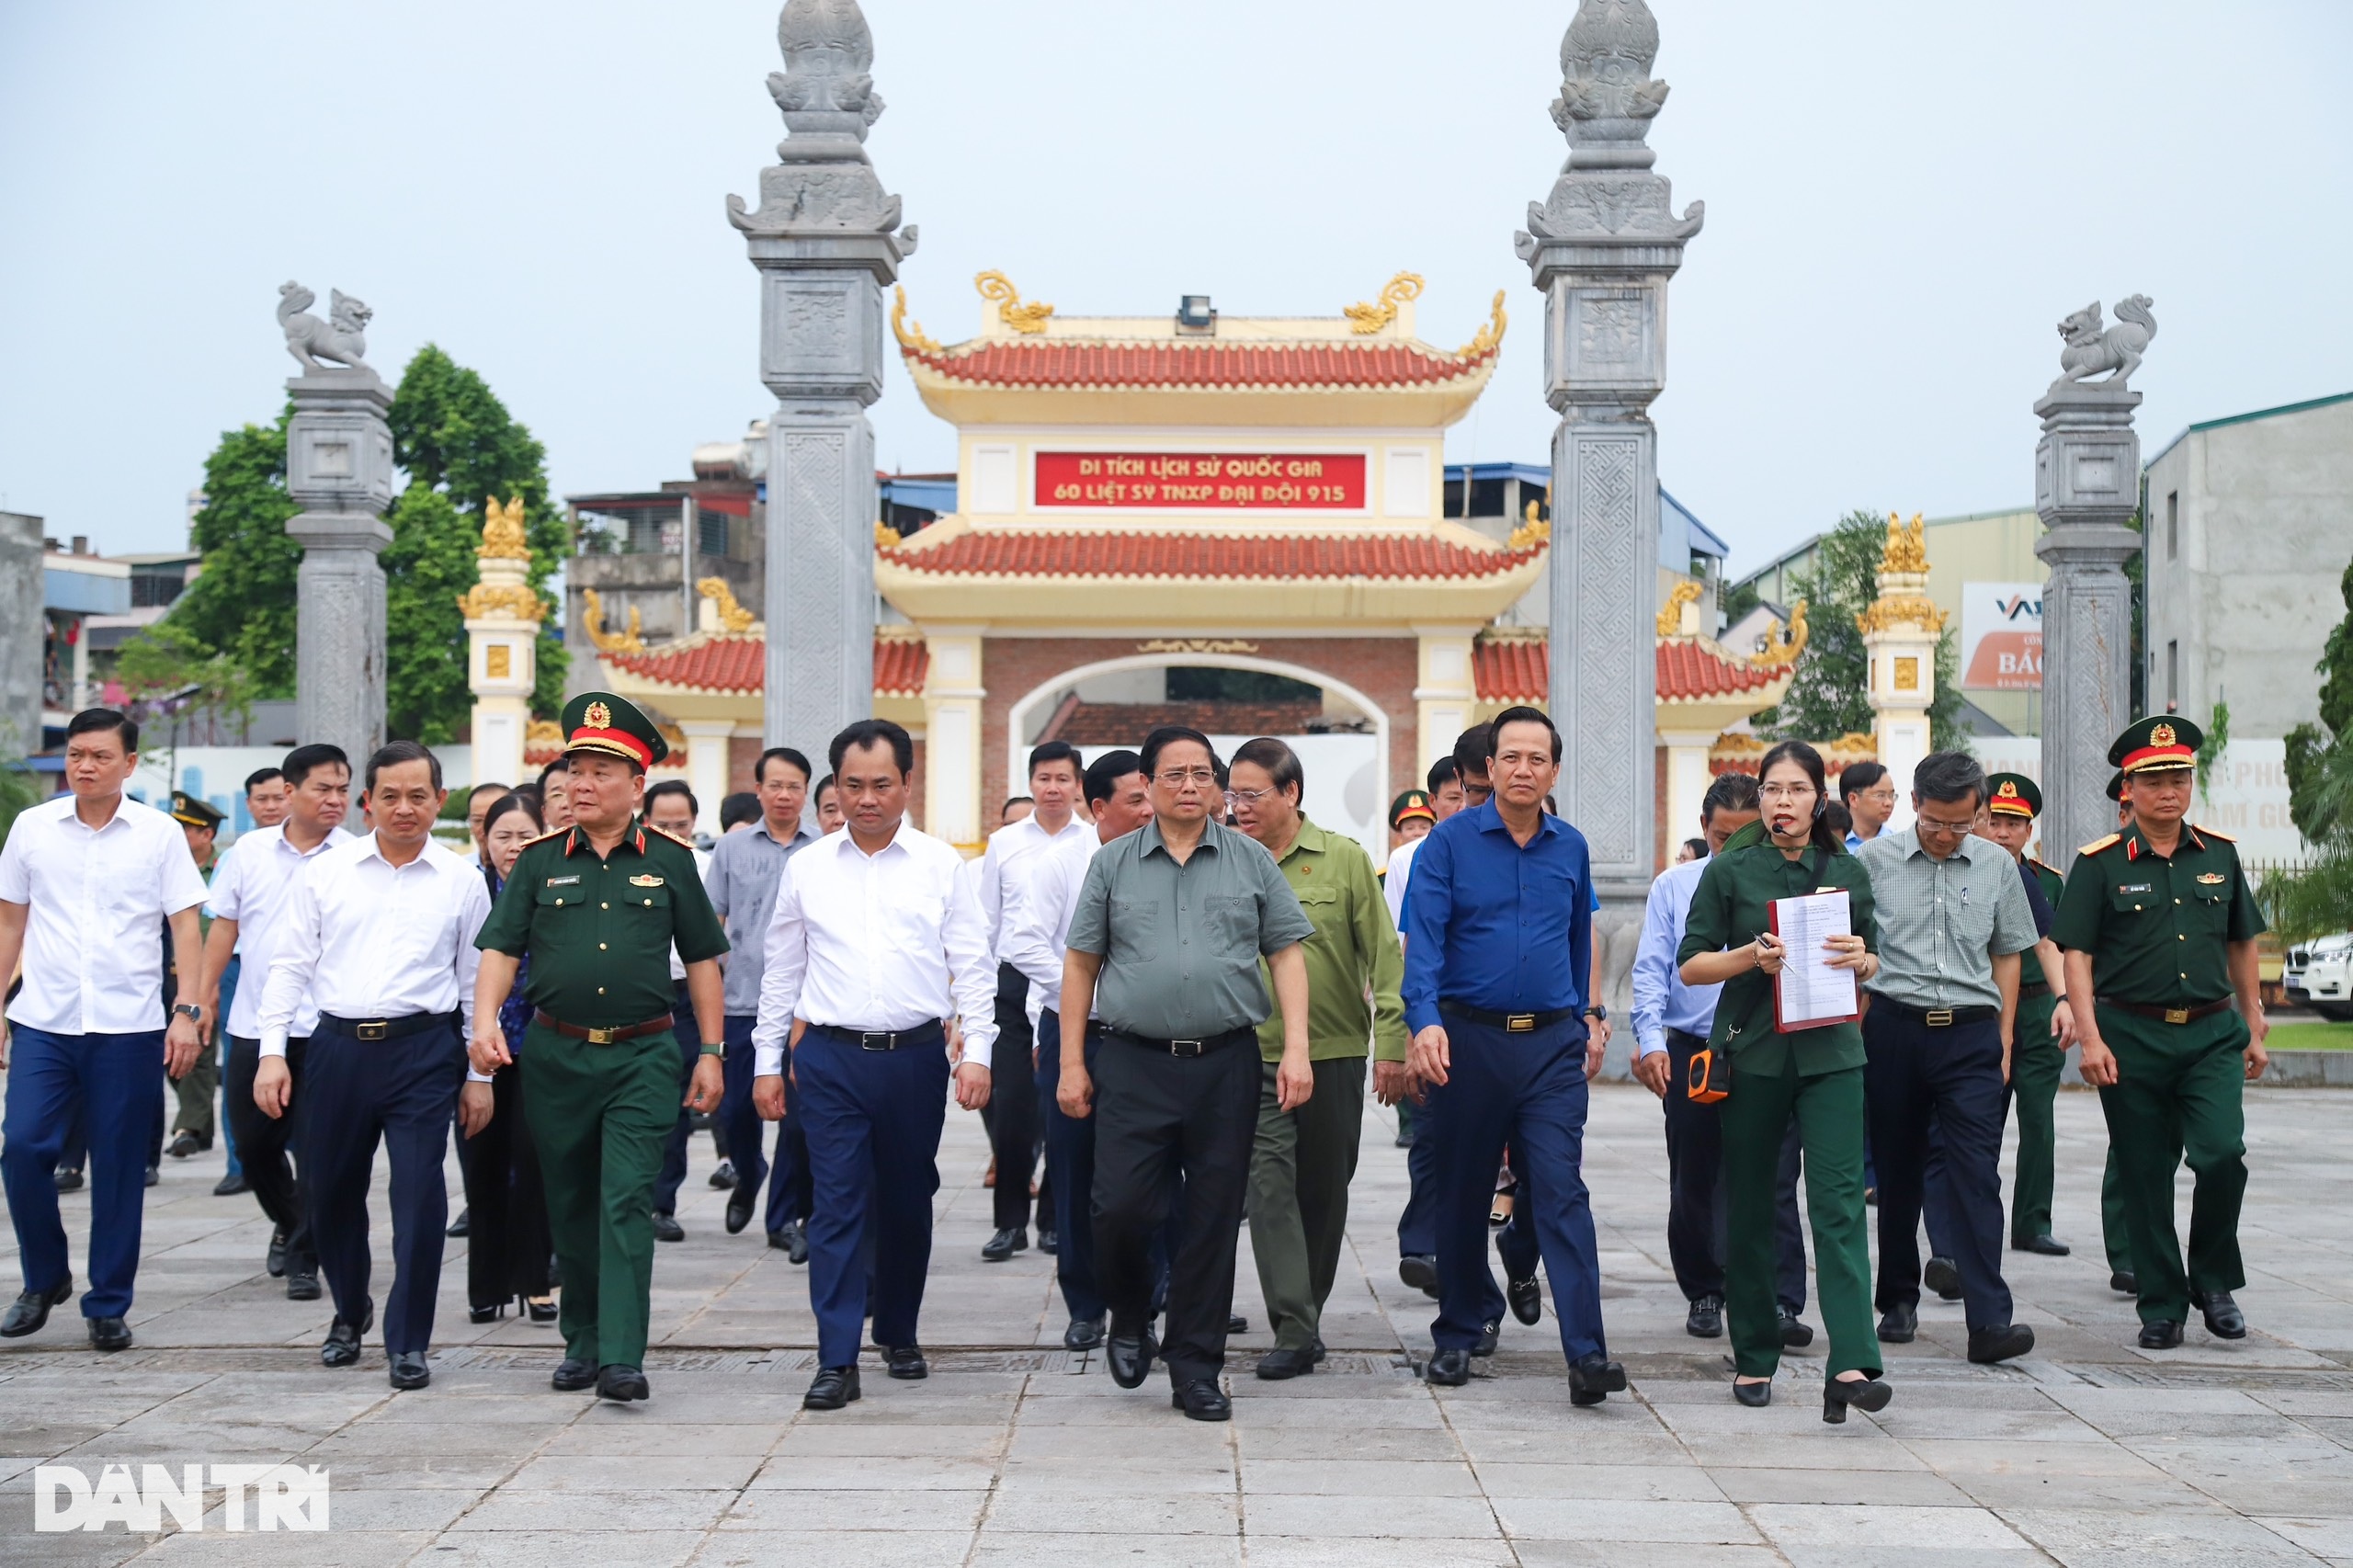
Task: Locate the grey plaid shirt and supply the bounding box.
[1857,827,2039,1011]
[702,820,817,1017]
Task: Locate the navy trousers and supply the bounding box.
[302,1015,468,1355]
[795,1028,949,1369]
[1664,1028,1811,1312]
[226,1033,314,1271]
[719,1012,773,1213]
[1399,1087,1522,1324]
[1424,1013,1607,1362]
[988,967,1040,1232]
[1036,1010,1105,1322]
[1863,1007,2013,1330]
[763,1019,813,1237]
[2,1026,163,1319]
[652,983,706,1216]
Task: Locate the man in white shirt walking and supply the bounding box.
[753,720,995,1412]
[0,710,208,1351]
[254,742,493,1390]
[197,742,354,1300]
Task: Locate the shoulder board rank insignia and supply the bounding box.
[2028,857,2055,872]
[523,826,569,847]
[646,823,697,847]
[2196,871,2228,884]
[2077,833,2122,857]
[629,874,665,888]
[2195,824,2236,841]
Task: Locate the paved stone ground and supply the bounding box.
[3,1083,2349,1565]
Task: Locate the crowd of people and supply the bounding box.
[0,695,2268,1425]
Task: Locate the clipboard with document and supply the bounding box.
[1768,888,1860,1032]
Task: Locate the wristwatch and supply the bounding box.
[699,1043,724,1057]
[173,1003,202,1022]
[1583,1004,1608,1021]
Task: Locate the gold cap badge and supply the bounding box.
[584,700,612,730]
[2150,722,2176,747]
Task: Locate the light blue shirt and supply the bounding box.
[1631,852,1721,1058]
[1844,829,1864,854]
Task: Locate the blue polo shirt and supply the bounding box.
[1400,799,1593,1033]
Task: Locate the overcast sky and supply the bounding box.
[4,1,2347,573]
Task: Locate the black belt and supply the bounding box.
[315,1010,459,1042]
[1108,1026,1254,1059]
[1878,1000,1999,1028]
[2098,996,2232,1025]
[1441,1004,1579,1034]
[808,1020,948,1052]
[1038,1008,1105,1040]
[2019,980,2052,998]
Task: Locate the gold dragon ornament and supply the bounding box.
[1345,272,1424,334]
[976,271,1054,334]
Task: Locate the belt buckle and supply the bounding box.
[1925,1008,1953,1028]
[585,1026,618,1045]
[2164,1007,2189,1025]
[1168,1039,1204,1057]
[859,1031,893,1051]
[1506,1014,1536,1033]
[356,1021,388,1041]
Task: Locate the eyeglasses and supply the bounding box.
[1226,785,1280,804]
[1914,814,1977,837]
[1155,768,1217,788]
[1757,783,1817,801]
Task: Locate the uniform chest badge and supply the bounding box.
[2118,881,2153,895]
[630,874,665,888]
[545,875,581,887]
[2196,871,2227,884]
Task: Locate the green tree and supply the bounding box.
[174,411,301,699]
[383,346,570,742]
[114,620,257,742]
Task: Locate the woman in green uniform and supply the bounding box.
[1678,740,1889,1421]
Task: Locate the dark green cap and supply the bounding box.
[560,690,668,769]
[169,790,225,831]
[1986,773,2041,820]
[2109,713,2200,775]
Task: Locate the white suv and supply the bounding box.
[2284,933,2353,1021]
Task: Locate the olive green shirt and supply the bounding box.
[474,819,729,1028]
[1250,816,1408,1064]
[1066,815,1315,1040]
[1677,824,1879,1076]
[2051,824,2263,1005]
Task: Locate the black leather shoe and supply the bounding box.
[2109,1270,2138,1296]
[803,1365,861,1409]
[446,1207,470,1238]
[322,1299,374,1367]
[1922,1256,1962,1301]
[709,1159,738,1189]
[651,1211,685,1244]
[167,1129,206,1159]
[1877,1301,1917,1343]
[1039,1228,1058,1256]
[1312,1337,1327,1364]
[2198,1291,2247,1339]
[2014,1233,2071,1256]
[597,1364,650,1402]
[267,1228,288,1278]
[724,1197,755,1235]
[87,1315,132,1352]
[2139,1319,2184,1349]
[1399,1255,1439,1298]
[1733,1378,1772,1408]
[1426,1346,1472,1386]
[886,1345,928,1380]
[284,1265,322,1302]
[0,1275,72,1338]
[1063,1316,1106,1352]
[1227,1313,1248,1335]
[1256,1346,1315,1380]
[469,1303,506,1324]
[1779,1307,1815,1348]
[527,1297,558,1323]
[1107,1331,1156,1389]
[389,1351,431,1390]
[53,1167,84,1192]
[143,1165,159,1188]
[1685,1294,1723,1338]
[212,1172,249,1196]
[1824,1374,1893,1424]
[1507,1274,1543,1326]
[981,1226,1027,1262]
[1473,1318,1501,1357]
[1568,1353,1626,1407]
[551,1357,598,1392]
[1968,1323,2036,1364]
[785,1221,810,1265]
[1170,1378,1231,1420]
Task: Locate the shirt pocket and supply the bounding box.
[2187,883,2231,934]
[2107,878,2160,921]
[1205,893,1260,960]
[1948,880,1997,951]
[1293,884,1339,948]
[534,879,589,921]
[1112,898,1159,963]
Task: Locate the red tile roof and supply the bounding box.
[1472,637,1793,703]
[881,529,1540,582]
[903,338,1495,391]
[605,635,927,696]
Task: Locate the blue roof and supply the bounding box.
[1662,487,1730,561]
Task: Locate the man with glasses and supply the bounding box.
[1057,726,1315,1421]
[1856,752,2040,1364]
[1841,763,1897,850]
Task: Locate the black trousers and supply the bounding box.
[1863,1006,2014,1330]
[225,1033,313,1270]
[460,1058,551,1309]
[989,967,1040,1232]
[1091,1028,1260,1383]
[653,983,706,1215]
[1664,1029,1809,1311]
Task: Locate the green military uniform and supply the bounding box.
[2095,768,2133,1286]
[1985,775,2067,1246]
[166,791,226,1148]
[1246,815,1408,1358]
[474,695,728,1374]
[1678,818,1881,1381]
[2051,717,2264,1333]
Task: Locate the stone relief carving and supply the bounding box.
[1574,295,1646,369]
[780,287,852,360]
[1573,436,1643,866]
[2052,295,2157,392]
[727,0,913,239]
[1518,0,1701,255]
[278,282,371,372]
[781,431,848,657]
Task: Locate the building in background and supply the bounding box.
[0,513,40,756]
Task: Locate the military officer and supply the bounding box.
[2053,716,2268,1349]
[165,791,228,1158]
[2097,768,2135,1295]
[1979,775,2076,1254]
[472,693,729,1403]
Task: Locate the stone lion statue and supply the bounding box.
[2053,295,2155,391]
[278,281,372,372]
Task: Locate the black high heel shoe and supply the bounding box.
[1823,1374,1892,1424]
[526,1296,559,1323]
[1733,1378,1772,1408]
[468,1302,506,1324]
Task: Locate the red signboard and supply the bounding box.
[1035,451,1366,510]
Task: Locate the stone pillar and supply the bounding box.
[1859,514,1946,833]
[2034,297,2156,870]
[920,628,984,852]
[676,720,738,837]
[1412,626,1481,778]
[460,498,543,792]
[284,358,394,766]
[1518,0,1703,1045]
[0,512,40,755]
[729,0,916,761]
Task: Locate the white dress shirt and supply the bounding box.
[1027,831,1108,1028]
[1383,835,1424,933]
[753,819,997,1074]
[0,793,210,1036]
[981,813,1095,1024]
[205,823,356,1039]
[668,844,714,982]
[256,833,493,1076]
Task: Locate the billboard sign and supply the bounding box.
[1960,581,2042,690]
